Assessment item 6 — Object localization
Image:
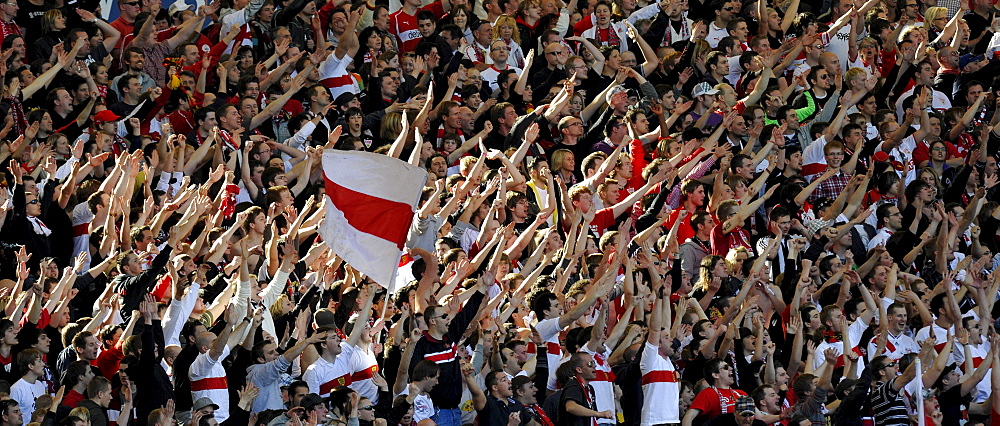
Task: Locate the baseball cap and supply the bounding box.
[735,395,756,416]
[314,308,336,328]
[692,82,720,98]
[93,110,122,123]
[299,393,324,409]
[192,397,220,411]
[511,375,533,392]
[168,0,195,16]
[959,54,985,70]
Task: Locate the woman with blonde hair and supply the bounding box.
[549,149,579,185]
[379,112,403,146]
[924,7,948,32]
[33,10,68,61]
[917,166,944,199]
[516,0,544,44]
[724,246,750,283]
[492,15,526,68]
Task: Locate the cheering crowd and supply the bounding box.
[5,0,1000,422]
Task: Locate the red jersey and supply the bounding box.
[388,2,444,53]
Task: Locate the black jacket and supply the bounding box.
[408,291,485,409]
[112,244,173,322]
[134,320,173,425]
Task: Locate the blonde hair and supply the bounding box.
[379,112,402,142]
[69,407,90,422]
[270,294,290,318]
[550,149,574,173]
[924,7,948,29]
[725,246,751,274]
[690,40,712,69]
[41,10,63,34]
[492,15,521,44]
[845,67,866,84]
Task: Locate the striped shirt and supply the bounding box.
[869,379,910,425]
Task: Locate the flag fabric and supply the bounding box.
[319,150,427,289]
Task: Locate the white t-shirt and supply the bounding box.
[915,323,964,365]
[865,331,919,361]
[303,348,354,397]
[11,378,47,424]
[189,346,232,421]
[343,343,380,404]
[639,342,680,425]
[705,21,728,48]
[813,318,868,378]
[398,386,435,422]
[578,345,616,424]
[535,317,564,390]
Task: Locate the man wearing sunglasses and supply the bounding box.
[705,0,737,48]
[110,0,144,54]
[5,163,56,271]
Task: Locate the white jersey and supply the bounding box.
[578,345,616,424]
[71,202,94,269]
[343,342,380,404]
[480,64,523,91]
[189,346,232,422]
[535,317,564,390]
[916,323,965,365]
[962,341,991,403]
[865,331,919,361]
[639,342,680,425]
[318,51,360,99]
[813,318,868,378]
[303,349,353,397]
[398,386,435,422]
[875,135,917,172]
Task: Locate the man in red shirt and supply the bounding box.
[0,1,21,50]
[389,0,449,53]
[570,166,672,237]
[710,188,772,256]
[110,0,143,67]
[682,359,747,425]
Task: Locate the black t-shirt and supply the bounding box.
[937,385,970,426]
[477,395,530,426]
[558,379,599,426]
[17,1,52,48]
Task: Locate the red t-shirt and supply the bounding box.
[690,387,748,419]
[589,208,617,236]
[388,2,444,53]
[710,219,751,256]
[664,208,695,243]
[62,389,85,408]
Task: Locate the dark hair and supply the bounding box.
[529,289,558,318]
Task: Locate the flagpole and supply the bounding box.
[915,359,924,426]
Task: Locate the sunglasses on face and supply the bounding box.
[26,199,40,205]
